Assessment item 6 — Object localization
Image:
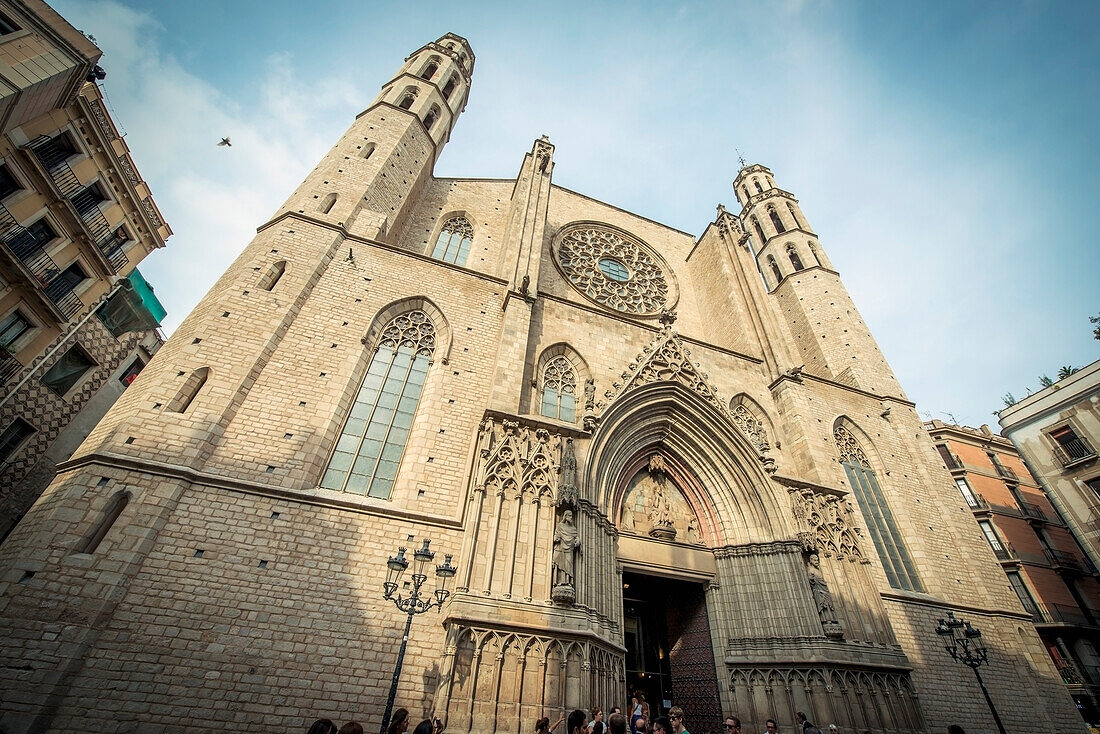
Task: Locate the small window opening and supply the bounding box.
[769,207,786,234]
[259,260,286,291]
[74,491,130,554]
[787,245,804,272]
[319,192,337,214]
[442,76,457,100]
[168,367,209,413]
[360,142,376,160]
[753,178,763,193]
[768,255,782,285]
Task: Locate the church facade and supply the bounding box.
[0,34,1082,734]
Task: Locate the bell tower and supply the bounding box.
[734,164,902,397]
[274,33,474,242]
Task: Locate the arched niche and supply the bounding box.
[617,454,709,546]
[587,380,793,547]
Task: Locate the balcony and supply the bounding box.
[0,205,82,319]
[1053,437,1098,469]
[992,459,1018,480]
[0,345,20,385]
[1045,548,1087,573]
[1036,603,1098,628]
[966,493,990,511]
[1020,502,1050,522]
[28,136,128,274]
[1056,660,1087,685]
[992,542,1019,562]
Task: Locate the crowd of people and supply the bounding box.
[303,699,967,734]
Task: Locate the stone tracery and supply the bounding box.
[554,225,670,315]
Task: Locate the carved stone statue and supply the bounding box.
[807,552,843,639]
[647,455,676,540]
[584,378,595,412]
[556,438,578,509]
[552,510,581,604]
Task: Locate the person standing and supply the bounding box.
[723,717,741,734]
[669,707,690,734]
[568,709,589,734]
[589,708,605,734]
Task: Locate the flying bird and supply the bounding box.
[218,137,231,147]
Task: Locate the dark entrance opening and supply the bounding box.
[622,571,722,734]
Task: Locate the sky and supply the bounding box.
[52,0,1099,429]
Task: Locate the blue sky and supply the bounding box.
[54,0,1098,428]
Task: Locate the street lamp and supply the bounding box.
[934,611,1006,734]
[379,539,457,734]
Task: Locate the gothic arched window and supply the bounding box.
[768,206,786,234]
[74,490,130,555]
[319,192,337,214]
[540,355,577,422]
[768,255,782,285]
[787,245,804,272]
[360,142,376,160]
[320,310,436,498]
[398,88,417,110]
[420,57,439,81]
[168,367,209,413]
[442,75,457,100]
[259,260,286,291]
[835,424,922,592]
[432,216,473,265]
[752,216,766,245]
[423,105,441,131]
[753,179,763,194]
[807,242,820,266]
[786,203,801,229]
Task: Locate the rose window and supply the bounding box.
[554,225,672,315]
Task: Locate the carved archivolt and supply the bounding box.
[790,488,867,563]
[599,328,776,473]
[478,418,560,500]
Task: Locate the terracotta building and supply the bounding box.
[0,33,1083,734]
[0,0,170,539]
[926,419,1100,721]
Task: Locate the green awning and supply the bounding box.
[96,268,166,336]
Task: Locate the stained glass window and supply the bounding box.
[432,216,473,265]
[540,355,577,422]
[321,310,435,498]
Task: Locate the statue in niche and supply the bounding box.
[617,456,704,545]
[557,438,578,509]
[646,455,676,540]
[551,510,581,604]
[806,551,844,639]
[584,378,596,412]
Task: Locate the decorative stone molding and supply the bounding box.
[789,488,867,563]
[713,539,802,558]
[87,99,118,141]
[553,223,674,316]
[599,328,777,473]
[478,417,560,502]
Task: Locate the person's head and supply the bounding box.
[796,713,806,725]
[593,722,605,734]
[636,718,647,733]
[387,709,410,734]
[946,727,965,734]
[765,721,778,734]
[723,717,740,734]
[411,720,434,734]
[668,707,684,732]
[652,716,672,734]
[308,721,338,734]
[433,719,444,734]
[609,712,628,734]
[338,724,364,734]
[827,727,837,734]
[536,718,551,733]
[611,708,622,716]
[569,709,588,734]
[594,709,604,722]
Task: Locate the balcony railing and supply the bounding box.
[0,204,82,319]
[992,543,1018,562]
[1053,437,1098,468]
[1056,660,1087,685]
[966,494,990,510]
[0,345,20,385]
[1020,502,1049,522]
[1038,603,1098,627]
[29,139,127,274]
[1045,548,1086,573]
[992,459,1018,480]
